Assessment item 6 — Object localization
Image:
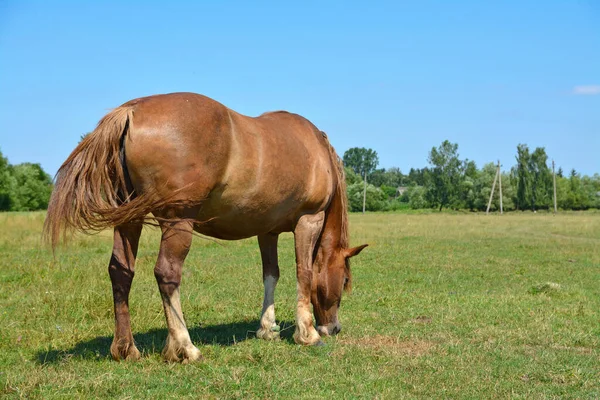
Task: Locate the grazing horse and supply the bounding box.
[43,92,367,363]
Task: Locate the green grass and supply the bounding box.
[1,211,599,399]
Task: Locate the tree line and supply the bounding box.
[343,142,600,212]
[0,149,53,211]
[1,141,598,213]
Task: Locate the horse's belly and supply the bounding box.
[192,188,321,240]
[192,217,293,240]
[192,208,295,240]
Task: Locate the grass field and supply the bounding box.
[1,211,599,399]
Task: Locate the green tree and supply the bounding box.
[369,167,405,188]
[584,174,600,208]
[471,163,514,212]
[342,147,379,178]
[406,185,427,209]
[425,140,463,211]
[474,163,498,211]
[0,151,53,211]
[343,147,379,213]
[384,167,405,187]
[343,166,361,186]
[555,175,571,210]
[0,150,15,211]
[500,171,515,211]
[514,144,532,210]
[346,182,387,212]
[529,147,552,210]
[368,168,388,187]
[565,169,596,210]
[458,160,478,211]
[380,185,398,198]
[407,168,427,186]
[10,163,53,211]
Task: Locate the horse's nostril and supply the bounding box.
[332,324,341,335]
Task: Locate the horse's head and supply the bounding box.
[312,244,368,336]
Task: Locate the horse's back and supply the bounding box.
[123,92,335,239]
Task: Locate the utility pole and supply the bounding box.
[362,169,367,214]
[498,160,503,214]
[552,159,557,214]
[486,164,499,215]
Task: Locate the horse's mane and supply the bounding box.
[323,135,349,249]
[258,110,292,117]
[322,135,353,291]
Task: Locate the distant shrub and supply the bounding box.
[386,199,410,211]
[347,182,388,212]
[407,186,428,209]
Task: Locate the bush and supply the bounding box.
[347,182,388,211]
[10,163,53,211]
[407,186,428,209]
[386,199,410,211]
[0,149,53,211]
[380,185,397,199]
[344,167,361,185]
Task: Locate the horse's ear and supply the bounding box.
[345,244,368,258]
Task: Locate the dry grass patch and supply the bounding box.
[523,344,596,355]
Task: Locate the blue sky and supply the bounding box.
[1,1,598,177]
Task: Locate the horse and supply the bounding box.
[43,92,367,363]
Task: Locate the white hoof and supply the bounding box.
[257,324,281,340]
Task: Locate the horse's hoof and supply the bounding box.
[293,329,323,346]
[256,326,281,341]
[162,343,203,363]
[124,346,142,361]
[110,340,141,361]
[181,348,203,364]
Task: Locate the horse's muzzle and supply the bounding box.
[317,321,342,336]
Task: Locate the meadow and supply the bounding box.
[1,211,599,399]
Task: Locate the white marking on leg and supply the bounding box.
[161,288,201,362]
[292,212,325,346]
[261,275,277,327]
[257,275,279,340]
[293,282,321,345]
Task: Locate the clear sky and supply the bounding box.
[1,1,598,177]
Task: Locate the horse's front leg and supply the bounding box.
[256,233,280,340]
[109,223,143,361]
[154,219,202,363]
[293,212,325,346]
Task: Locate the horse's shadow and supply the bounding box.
[35,319,296,365]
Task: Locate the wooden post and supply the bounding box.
[486,165,499,215]
[498,160,503,215]
[362,170,367,214]
[552,159,557,214]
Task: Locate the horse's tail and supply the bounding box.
[43,107,164,250]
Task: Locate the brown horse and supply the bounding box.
[44,92,367,363]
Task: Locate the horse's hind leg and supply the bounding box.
[293,212,325,346]
[256,233,280,340]
[154,219,202,363]
[109,222,143,361]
